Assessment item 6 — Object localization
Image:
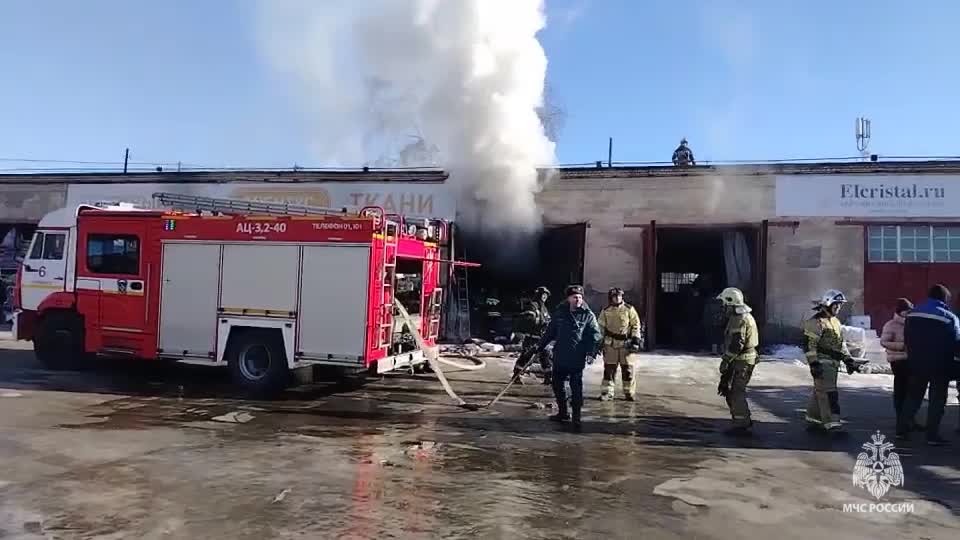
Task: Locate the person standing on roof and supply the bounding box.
[715,288,759,436]
[802,289,867,436]
[672,138,696,166]
[536,285,602,432]
[597,287,642,401]
[898,284,960,445]
[512,286,554,385]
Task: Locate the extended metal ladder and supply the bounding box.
[152,192,350,218]
[452,244,471,341]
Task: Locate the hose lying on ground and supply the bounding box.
[433,353,486,371]
[393,299,542,411]
[393,299,479,409]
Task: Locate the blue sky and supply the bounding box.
[1,0,957,171]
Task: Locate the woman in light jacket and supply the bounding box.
[881,298,915,422]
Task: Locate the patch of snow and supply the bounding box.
[763,344,807,367]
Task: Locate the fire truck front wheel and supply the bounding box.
[34,311,85,370]
[226,330,290,396]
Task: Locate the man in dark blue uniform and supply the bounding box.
[898,284,960,445]
[536,285,602,432]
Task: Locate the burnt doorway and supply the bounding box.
[653,226,763,351]
[456,223,586,340]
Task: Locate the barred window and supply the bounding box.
[660,272,698,293]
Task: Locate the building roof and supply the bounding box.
[3,159,960,186]
[555,159,960,180]
[0,168,449,185]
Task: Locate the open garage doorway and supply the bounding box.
[650,225,765,351]
[454,223,586,341]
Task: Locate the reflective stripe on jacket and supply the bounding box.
[598,303,641,348]
[802,314,848,365]
[721,309,759,367]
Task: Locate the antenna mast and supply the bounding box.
[855,117,872,159]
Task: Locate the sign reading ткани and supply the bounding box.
[775,175,958,218]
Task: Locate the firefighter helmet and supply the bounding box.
[717,287,746,307]
[608,287,624,297]
[565,285,584,297]
[814,289,847,309]
[534,286,550,297]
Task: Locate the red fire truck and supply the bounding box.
[12,193,449,395]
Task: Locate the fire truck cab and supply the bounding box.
[13,194,448,396]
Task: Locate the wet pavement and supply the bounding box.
[0,339,958,539]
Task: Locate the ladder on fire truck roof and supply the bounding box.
[152,192,355,218]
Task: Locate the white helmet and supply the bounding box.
[717,287,745,307]
[814,289,847,308]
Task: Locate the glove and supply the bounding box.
[586,355,596,366]
[809,362,824,379]
[717,369,733,397]
[844,357,868,375]
[719,358,732,375]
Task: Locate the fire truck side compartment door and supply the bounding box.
[76,223,151,351]
[220,244,299,315]
[159,243,221,357]
[20,229,69,311]
[298,245,370,364]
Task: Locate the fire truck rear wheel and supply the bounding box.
[34,311,85,370]
[227,330,290,397]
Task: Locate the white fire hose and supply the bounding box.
[393,299,487,410]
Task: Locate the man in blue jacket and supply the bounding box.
[898,284,960,445]
[537,285,602,432]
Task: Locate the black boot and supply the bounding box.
[512,370,525,385]
[724,421,753,437]
[570,409,582,433]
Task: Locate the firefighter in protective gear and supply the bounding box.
[802,289,864,433]
[512,286,553,385]
[715,288,759,435]
[672,138,696,166]
[598,287,642,401]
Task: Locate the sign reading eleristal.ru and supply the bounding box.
[776,175,958,218]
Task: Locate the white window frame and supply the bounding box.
[867,225,960,263]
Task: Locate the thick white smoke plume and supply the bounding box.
[258,0,556,234]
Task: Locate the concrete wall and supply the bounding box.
[581,222,644,309]
[538,173,871,341]
[765,220,865,342]
[538,173,776,312]
[0,184,67,223]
